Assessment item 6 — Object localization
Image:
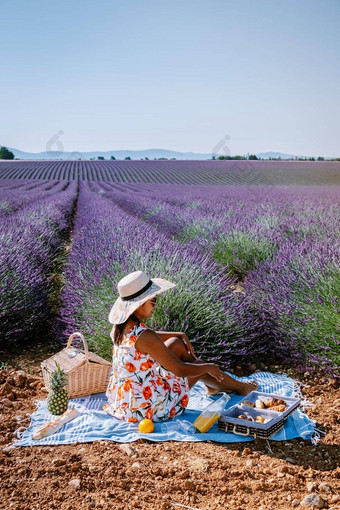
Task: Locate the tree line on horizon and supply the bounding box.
[1,146,339,162]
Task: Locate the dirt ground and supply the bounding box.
[0,342,339,510]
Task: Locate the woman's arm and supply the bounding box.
[135,329,223,381]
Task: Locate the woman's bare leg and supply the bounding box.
[165,337,258,395]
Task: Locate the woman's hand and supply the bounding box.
[207,364,225,382]
[180,333,197,359]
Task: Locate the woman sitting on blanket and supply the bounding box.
[104,271,258,423]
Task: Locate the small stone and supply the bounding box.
[88,466,99,473]
[292,500,300,507]
[281,465,290,473]
[0,382,13,396]
[3,398,14,407]
[69,478,80,488]
[13,372,27,387]
[287,495,292,502]
[29,380,43,389]
[52,458,66,467]
[286,457,297,464]
[119,443,136,457]
[246,460,253,468]
[307,482,315,492]
[131,461,142,470]
[277,472,285,478]
[242,448,252,455]
[300,493,327,508]
[319,483,332,493]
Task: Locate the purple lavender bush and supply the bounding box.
[0,181,77,345]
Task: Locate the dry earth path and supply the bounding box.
[0,342,339,510]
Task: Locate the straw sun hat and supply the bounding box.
[109,270,176,325]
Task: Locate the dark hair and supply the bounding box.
[113,312,140,346]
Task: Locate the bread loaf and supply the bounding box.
[33,408,80,440]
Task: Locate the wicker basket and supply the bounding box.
[41,332,112,398]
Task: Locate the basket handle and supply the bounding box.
[67,332,89,361]
[232,425,251,436]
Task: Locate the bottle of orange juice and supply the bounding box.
[193,393,230,433]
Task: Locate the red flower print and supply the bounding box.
[133,350,142,361]
[145,408,153,420]
[163,381,170,392]
[139,401,151,408]
[169,407,177,418]
[156,377,163,386]
[172,380,181,394]
[143,386,152,400]
[128,335,138,346]
[180,394,189,408]
[140,322,146,328]
[127,417,138,423]
[122,378,133,392]
[117,387,124,400]
[151,379,157,391]
[124,362,136,373]
[120,402,129,410]
[140,362,151,371]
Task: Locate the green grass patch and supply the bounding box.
[212,231,277,279]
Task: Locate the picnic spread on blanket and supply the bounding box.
[10,371,318,448]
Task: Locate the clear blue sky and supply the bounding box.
[1,0,339,157]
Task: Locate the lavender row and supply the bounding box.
[0,182,78,344]
[0,180,71,218]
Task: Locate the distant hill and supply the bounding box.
[1,146,215,161]
[0,145,334,161]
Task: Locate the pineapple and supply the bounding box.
[47,362,69,415]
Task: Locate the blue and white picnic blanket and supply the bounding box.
[9,372,318,448]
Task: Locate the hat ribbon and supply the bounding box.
[121,279,153,301]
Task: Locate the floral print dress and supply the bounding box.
[104,322,190,422]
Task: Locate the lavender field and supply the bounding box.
[0,175,339,375]
[1,159,340,185]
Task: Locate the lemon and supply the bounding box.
[138,418,155,433]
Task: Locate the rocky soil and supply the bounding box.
[0,343,339,510]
